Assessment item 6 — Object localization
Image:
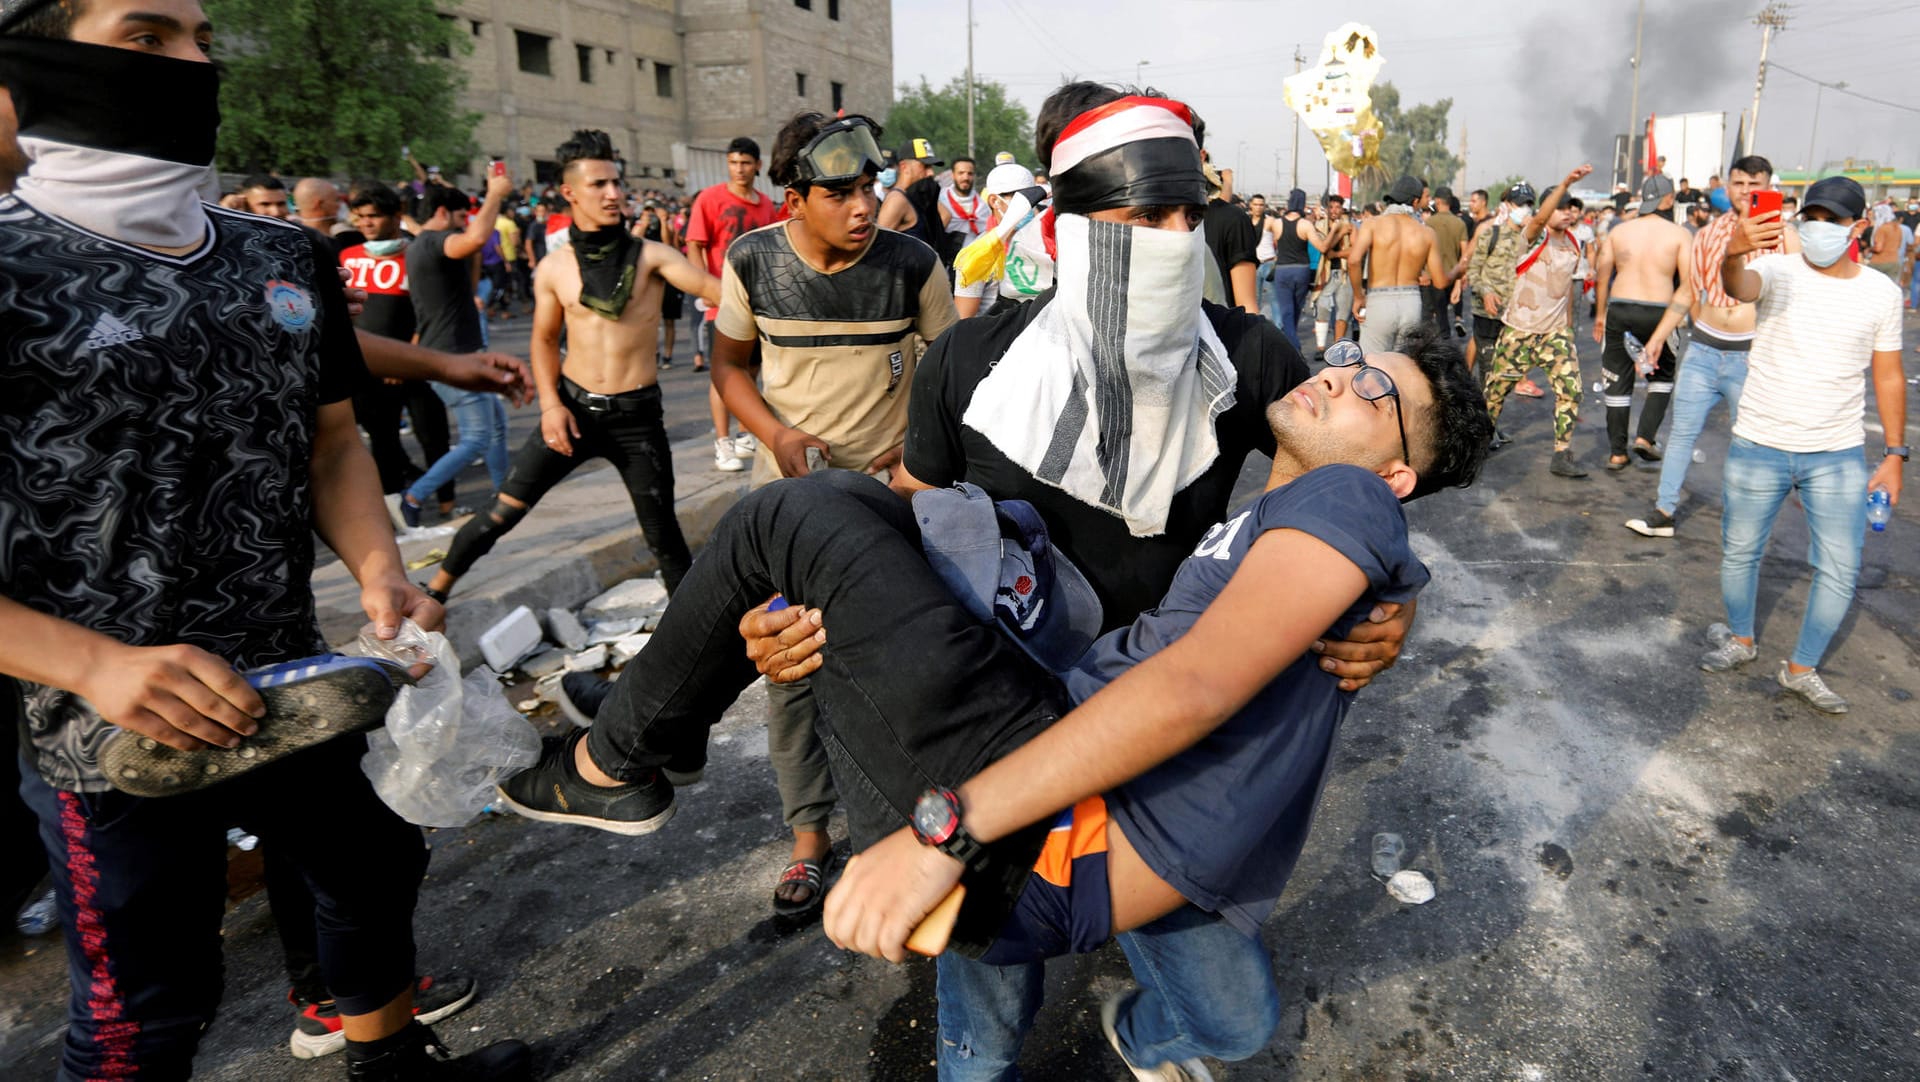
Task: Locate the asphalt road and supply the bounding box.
[4,303,1917,1081]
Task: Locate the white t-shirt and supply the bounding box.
[954,216,1054,305]
[1734,254,1904,453]
[1255,222,1276,263]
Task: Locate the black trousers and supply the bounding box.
[441,379,693,590]
[1601,299,1678,456]
[353,378,454,502]
[19,738,427,1080]
[588,471,1066,952]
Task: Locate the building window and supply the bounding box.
[532,159,560,184]
[576,44,593,83]
[605,49,616,64]
[796,72,807,97]
[831,81,844,111]
[654,62,674,98]
[433,14,455,58]
[664,167,676,180]
[515,31,552,76]
[795,0,811,9]
[829,0,840,19]
[470,19,483,36]
[635,56,646,70]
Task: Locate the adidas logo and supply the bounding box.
[84,312,143,351]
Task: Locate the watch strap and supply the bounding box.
[1885,445,1910,460]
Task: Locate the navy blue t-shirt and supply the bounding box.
[1062,464,1429,937]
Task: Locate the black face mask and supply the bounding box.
[0,36,220,165]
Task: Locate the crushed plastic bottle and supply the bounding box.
[15,887,57,936]
[1387,870,1436,904]
[1693,448,1706,464]
[225,827,259,852]
[1591,381,1605,394]
[1371,832,1406,878]
[1623,331,1655,376]
[1868,489,1892,532]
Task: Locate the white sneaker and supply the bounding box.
[1776,662,1848,714]
[730,432,757,459]
[714,438,746,472]
[1100,991,1215,1082]
[383,493,409,530]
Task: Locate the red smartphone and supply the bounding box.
[489,159,507,179]
[1749,189,1782,217]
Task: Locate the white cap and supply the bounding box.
[984,162,1036,196]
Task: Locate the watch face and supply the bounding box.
[914,790,956,844]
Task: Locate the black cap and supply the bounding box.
[1386,175,1424,205]
[896,137,943,166]
[1506,183,1537,207]
[1801,176,1865,220]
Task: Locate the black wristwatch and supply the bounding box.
[1885,445,1910,462]
[911,787,987,870]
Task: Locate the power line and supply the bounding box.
[1768,61,1920,114]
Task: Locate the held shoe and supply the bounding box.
[1699,631,1758,673]
[555,673,703,784]
[714,438,747,472]
[1549,450,1589,478]
[1100,991,1215,1082]
[101,656,411,797]
[1777,663,1848,714]
[290,974,478,1060]
[1625,507,1676,538]
[495,728,675,835]
[344,1022,530,1082]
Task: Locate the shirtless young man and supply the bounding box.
[1626,155,1798,537]
[1352,174,1453,354]
[1592,174,1694,469]
[426,130,720,601]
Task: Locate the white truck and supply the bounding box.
[1648,111,1728,190]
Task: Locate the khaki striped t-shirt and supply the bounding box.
[716,222,958,486]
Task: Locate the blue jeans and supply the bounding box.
[1909,266,1920,309]
[1720,437,1870,668]
[406,385,509,505]
[934,905,1280,1080]
[1271,264,1314,350]
[1654,341,1749,515]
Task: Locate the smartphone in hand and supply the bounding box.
[489,158,507,179]
[1749,189,1782,217]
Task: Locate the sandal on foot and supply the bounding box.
[1607,455,1630,471]
[1515,379,1546,399]
[1633,441,1663,462]
[771,849,837,918]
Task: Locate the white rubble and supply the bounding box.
[545,608,589,651]
[1386,870,1435,904]
[581,578,668,623]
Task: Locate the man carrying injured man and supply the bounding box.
[498,89,1494,1081]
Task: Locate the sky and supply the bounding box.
[891,0,1920,196]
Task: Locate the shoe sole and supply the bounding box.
[493,785,676,836]
[1700,654,1756,673]
[1624,520,1675,538]
[1634,446,1663,462]
[102,659,409,798]
[288,980,479,1059]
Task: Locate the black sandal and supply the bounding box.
[771,849,837,918]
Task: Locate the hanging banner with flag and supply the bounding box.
[1644,113,1660,177]
[1282,24,1387,178]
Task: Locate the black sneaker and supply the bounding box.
[495,728,675,836]
[291,974,479,1060]
[100,656,411,797]
[400,496,423,530]
[555,673,704,784]
[345,1023,530,1082]
[1489,428,1511,452]
[1624,507,1676,538]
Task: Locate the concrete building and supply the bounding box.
[439,0,893,190]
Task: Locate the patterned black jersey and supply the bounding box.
[0,196,367,791]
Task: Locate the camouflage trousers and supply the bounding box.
[1483,325,1581,450]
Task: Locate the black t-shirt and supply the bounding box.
[408,227,484,353]
[905,292,1309,627]
[0,197,365,790]
[903,176,949,258]
[1203,199,1260,286]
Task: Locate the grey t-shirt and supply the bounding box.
[1062,464,1429,936]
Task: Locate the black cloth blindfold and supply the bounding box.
[1049,138,1206,215]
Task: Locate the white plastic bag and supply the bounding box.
[350,620,541,828]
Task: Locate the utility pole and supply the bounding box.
[1804,77,1844,177]
[1290,46,1304,189]
[1625,0,1644,191]
[1458,124,1468,191]
[1747,2,1789,156]
[960,0,975,158]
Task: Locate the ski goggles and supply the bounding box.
[791,117,886,188]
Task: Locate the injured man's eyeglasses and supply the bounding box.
[1322,340,1410,468]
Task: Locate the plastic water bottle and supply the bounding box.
[1693,448,1706,464]
[1867,489,1892,532]
[1624,331,1654,376]
[1371,833,1406,878]
[1591,381,1605,394]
